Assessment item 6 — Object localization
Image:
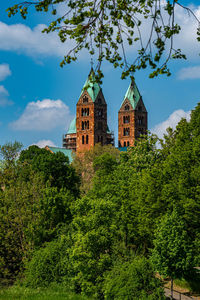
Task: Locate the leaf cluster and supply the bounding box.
[6,1,200,80]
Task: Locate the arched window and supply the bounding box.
[82,135,84,144]
[125,104,130,111]
[98,98,102,104]
[124,141,126,147]
[82,121,89,130]
[138,105,142,111]
[86,135,89,144]
[138,116,143,125]
[81,108,90,116]
[83,96,88,103]
[98,122,102,130]
[123,128,130,136]
[123,116,130,124]
[127,141,130,146]
[97,109,103,117]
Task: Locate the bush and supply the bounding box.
[24,236,70,287]
[103,256,165,300]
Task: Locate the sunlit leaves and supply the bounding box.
[6,0,200,80]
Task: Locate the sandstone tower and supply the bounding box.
[118,80,147,148]
[63,69,114,152]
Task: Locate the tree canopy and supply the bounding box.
[7,0,200,80]
[0,103,200,297]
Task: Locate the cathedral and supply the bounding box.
[62,69,147,153]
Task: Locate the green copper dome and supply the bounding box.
[121,80,141,109]
[80,68,101,102]
[67,117,76,134]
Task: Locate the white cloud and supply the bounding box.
[32,140,56,148]
[0,22,73,58]
[173,4,200,60]
[125,2,200,61]
[0,3,199,63]
[177,65,200,80]
[0,85,13,106]
[0,64,11,81]
[151,109,191,138]
[10,98,73,131]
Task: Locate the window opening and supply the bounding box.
[83,96,88,103]
[82,121,89,130]
[125,104,130,111]
[138,116,143,125]
[123,128,130,136]
[123,116,130,123]
[82,136,84,144]
[81,108,89,116]
[124,141,126,147]
[98,122,103,130]
[97,109,103,117]
[86,135,88,144]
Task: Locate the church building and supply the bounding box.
[62,69,147,153]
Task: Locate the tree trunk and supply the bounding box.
[171,278,173,299]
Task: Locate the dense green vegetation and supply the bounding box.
[0,285,89,300]
[0,103,200,299]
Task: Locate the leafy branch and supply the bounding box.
[7,0,200,81]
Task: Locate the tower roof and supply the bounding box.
[46,146,73,163]
[80,68,101,102]
[121,79,141,110]
[67,117,76,134]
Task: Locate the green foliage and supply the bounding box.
[6,1,199,79]
[19,146,80,194]
[1,103,200,299]
[151,209,195,280]
[174,274,200,294]
[72,144,120,195]
[24,236,71,288]
[26,187,76,247]
[0,171,45,283]
[103,257,165,300]
[0,144,80,284]
[0,141,22,166]
[0,284,89,300]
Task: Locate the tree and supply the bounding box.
[0,141,22,167]
[19,145,80,195]
[72,144,120,195]
[0,170,45,283]
[7,1,200,80]
[151,209,195,299]
[0,143,80,283]
[103,256,165,300]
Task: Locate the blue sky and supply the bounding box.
[0,0,199,148]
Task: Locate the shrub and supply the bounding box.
[103,256,165,300]
[24,236,70,287]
